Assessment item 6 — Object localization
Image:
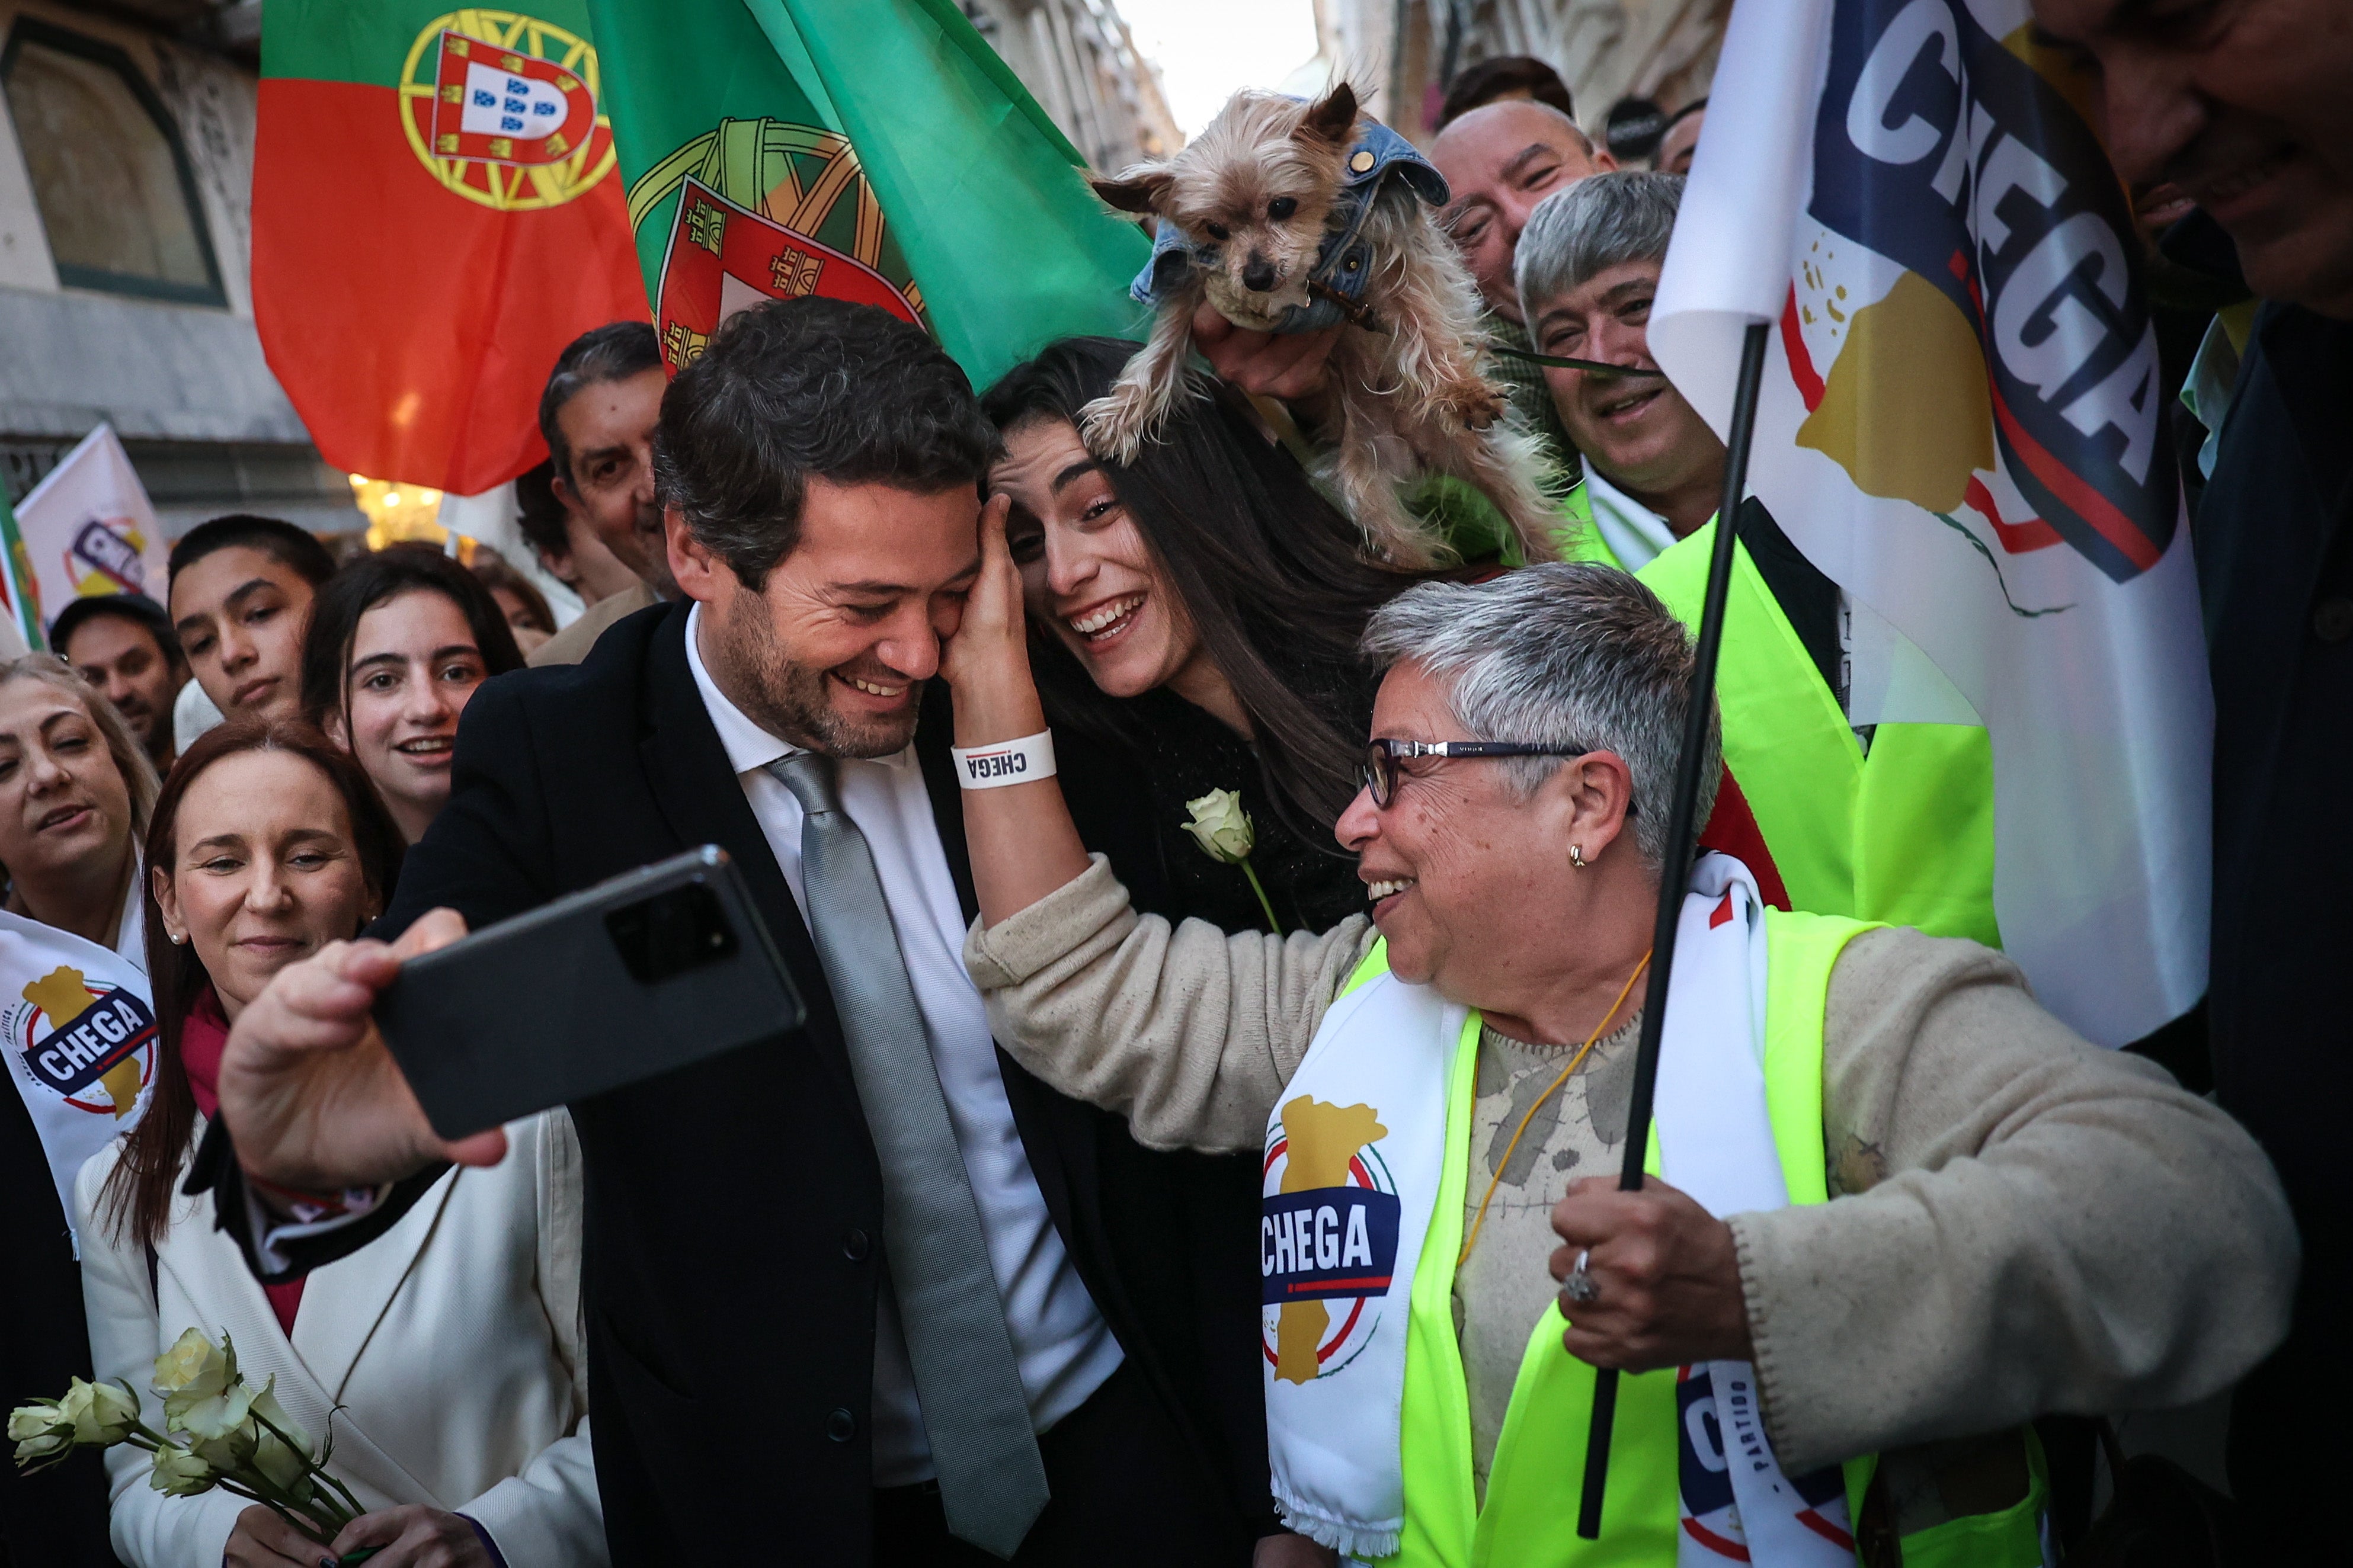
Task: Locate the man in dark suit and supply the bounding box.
[2,1095,120,1567]
[194,299,1290,1566]
[2035,1,2352,1554]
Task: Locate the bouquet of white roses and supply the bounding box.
[11,1327,366,1551]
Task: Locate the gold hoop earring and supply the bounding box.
[1568,844,1586,869]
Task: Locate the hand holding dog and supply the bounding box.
[1549,1175,1754,1371]
[1193,301,1342,413]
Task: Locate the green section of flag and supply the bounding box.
[0,491,44,651]
[771,0,1149,390]
[586,0,1149,394]
[584,0,838,293]
[258,0,395,86]
[261,0,604,90]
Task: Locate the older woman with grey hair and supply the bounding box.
[939,541,2294,1567]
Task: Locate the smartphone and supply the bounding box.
[377,846,804,1140]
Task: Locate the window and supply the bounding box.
[2,21,224,306]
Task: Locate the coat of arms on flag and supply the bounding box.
[654,174,920,372]
[397,11,616,210]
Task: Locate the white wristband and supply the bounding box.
[951,731,1057,790]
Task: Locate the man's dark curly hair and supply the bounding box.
[653,297,1001,591]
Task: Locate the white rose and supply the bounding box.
[1182,788,1256,865]
[148,1442,216,1498]
[152,1327,224,1396]
[245,1378,316,1501]
[57,1378,140,1445]
[174,1381,258,1445]
[8,1401,71,1466]
[246,1378,312,1458]
[159,1330,253,1438]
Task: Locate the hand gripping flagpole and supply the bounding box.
[1576,318,1773,1540]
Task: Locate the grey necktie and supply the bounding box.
[767,752,1049,1557]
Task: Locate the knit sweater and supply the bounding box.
[963,855,2297,1516]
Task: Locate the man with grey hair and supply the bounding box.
[1517,171,2004,951]
[939,556,2294,1567]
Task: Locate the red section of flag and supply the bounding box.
[1708,893,1735,929]
[252,78,649,495]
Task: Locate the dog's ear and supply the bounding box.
[1090,169,1174,215]
[1296,82,1360,146]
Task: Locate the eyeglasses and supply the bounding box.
[1360,737,1632,810]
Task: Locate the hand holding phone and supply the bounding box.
[376,847,805,1140]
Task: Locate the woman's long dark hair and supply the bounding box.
[100,718,406,1248]
[298,544,526,729]
[981,338,1420,833]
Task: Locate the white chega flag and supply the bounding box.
[0,909,156,1253]
[1650,0,2210,1044]
[13,423,171,646]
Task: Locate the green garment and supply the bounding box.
[1557,484,2001,947]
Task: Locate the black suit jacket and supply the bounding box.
[207,602,1270,1564]
[2198,306,2353,1363]
[1,1096,120,1567]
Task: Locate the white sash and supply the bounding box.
[1263,854,1851,1563]
[0,906,156,1255]
[1656,855,1852,1565]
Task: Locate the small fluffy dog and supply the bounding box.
[1085,83,1557,567]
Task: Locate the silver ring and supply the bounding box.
[1564,1248,1599,1304]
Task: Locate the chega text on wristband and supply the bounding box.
[950,731,1057,790]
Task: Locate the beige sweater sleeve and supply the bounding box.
[1736,926,2298,1474]
[965,855,1378,1153]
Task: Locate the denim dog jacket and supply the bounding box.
[1128,116,1449,334]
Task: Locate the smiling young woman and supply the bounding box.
[981,337,1430,935]
[299,547,526,844]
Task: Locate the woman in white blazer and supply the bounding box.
[75,717,604,1568]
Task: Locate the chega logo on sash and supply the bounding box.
[8,965,156,1119]
[1677,1364,1853,1557]
[1261,1096,1402,1385]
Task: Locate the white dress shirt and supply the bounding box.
[1581,464,1682,573]
[684,605,1122,1484]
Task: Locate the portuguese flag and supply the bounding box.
[254,1,649,496]
[583,0,1149,394]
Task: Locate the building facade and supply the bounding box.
[0,0,361,541]
[1316,0,1728,140]
[969,0,1182,171]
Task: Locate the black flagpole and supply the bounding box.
[1576,318,1773,1540]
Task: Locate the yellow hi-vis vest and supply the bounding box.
[1555,486,2001,948]
[1339,915,2045,1567]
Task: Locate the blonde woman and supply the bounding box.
[0,654,159,1566]
[0,652,158,961]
